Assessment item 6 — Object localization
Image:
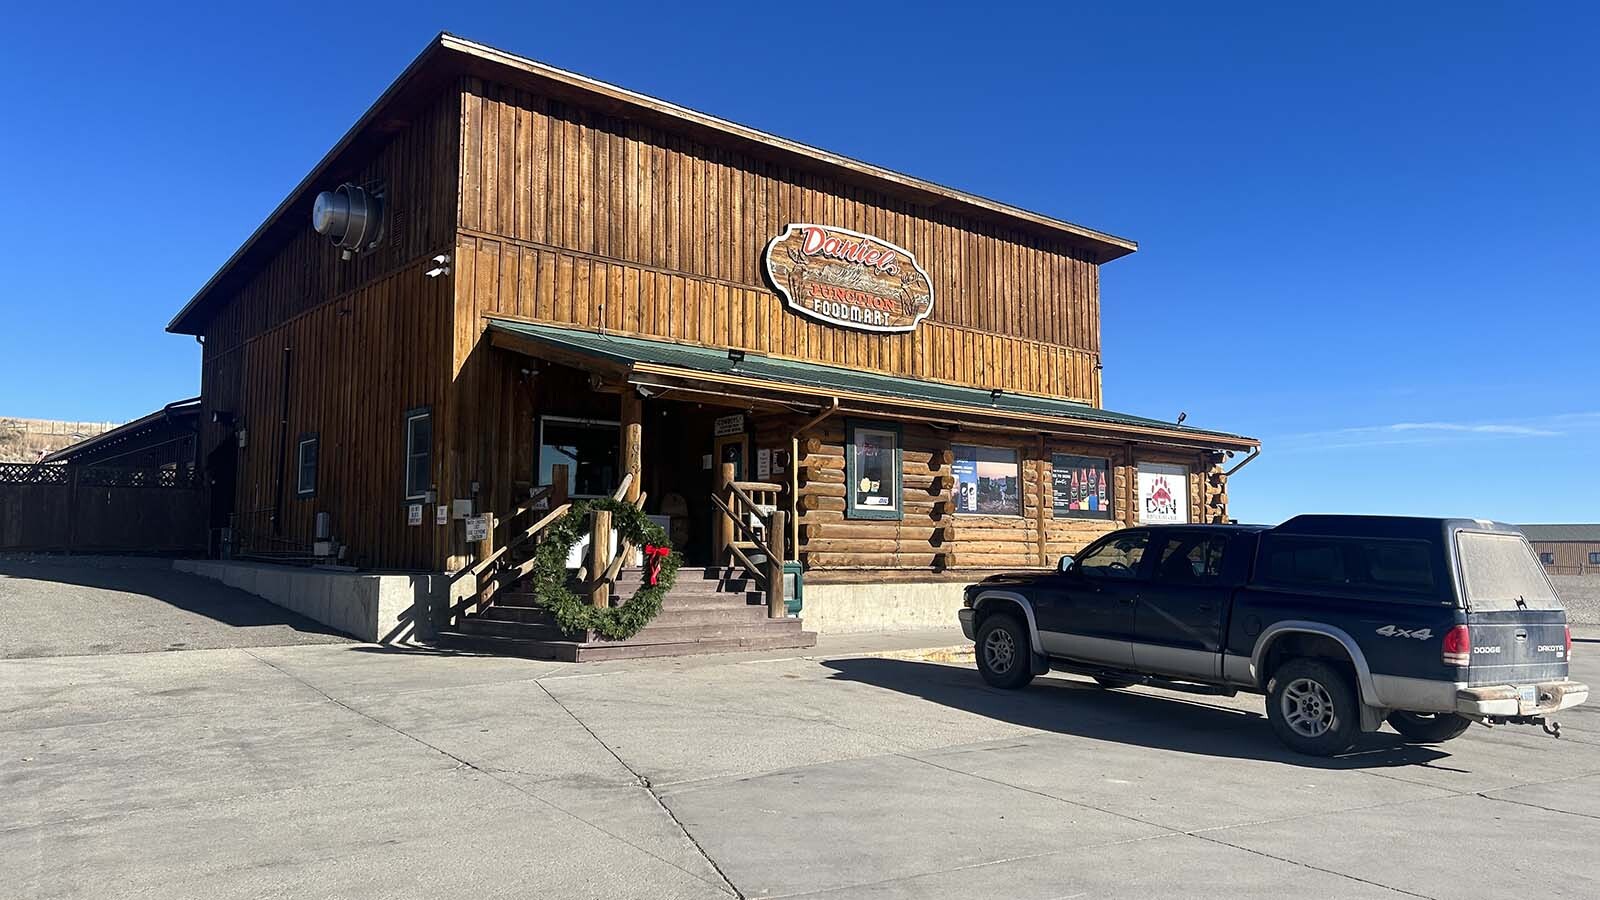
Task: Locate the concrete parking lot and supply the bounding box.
[4,564,1599,899]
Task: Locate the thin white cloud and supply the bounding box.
[1271,412,1599,452]
[1383,422,1561,436]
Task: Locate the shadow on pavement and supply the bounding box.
[0,560,345,638]
[823,656,1459,770]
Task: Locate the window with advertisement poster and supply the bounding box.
[1052,453,1112,520]
[845,420,901,520]
[1137,462,1190,524]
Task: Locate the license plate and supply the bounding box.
[1518,685,1539,714]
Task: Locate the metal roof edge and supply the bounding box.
[485,318,1257,449]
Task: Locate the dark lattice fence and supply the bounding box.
[0,463,204,553]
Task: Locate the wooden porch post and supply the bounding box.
[716,462,735,564]
[620,389,642,504]
[589,507,611,609]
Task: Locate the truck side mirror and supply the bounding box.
[1057,555,1074,573]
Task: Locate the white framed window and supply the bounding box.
[539,416,620,498]
[296,434,318,498]
[404,408,432,500]
[1137,462,1190,525]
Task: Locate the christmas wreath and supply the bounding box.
[526,497,680,640]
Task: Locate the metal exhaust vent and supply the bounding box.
[311,183,384,259]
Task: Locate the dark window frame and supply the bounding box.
[844,419,902,521]
[951,443,1024,517]
[1590,552,1600,566]
[1051,452,1114,521]
[1540,552,1556,565]
[538,415,622,499]
[295,433,318,499]
[404,407,432,501]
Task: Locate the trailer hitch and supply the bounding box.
[1542,719,1562,738]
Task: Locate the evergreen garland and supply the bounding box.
[526,497,680,640]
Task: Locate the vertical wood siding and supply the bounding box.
[197,91,461,571]
[455,79,1104,403]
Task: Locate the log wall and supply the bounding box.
[793,419,1215,571]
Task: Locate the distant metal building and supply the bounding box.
[41,398,200,471]
[1519,524,1600,575]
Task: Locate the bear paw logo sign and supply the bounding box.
[762,224,934,333]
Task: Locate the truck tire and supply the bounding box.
[1266,658,1360,757]
[1387,711,1472,744]
[975,613,1034,690]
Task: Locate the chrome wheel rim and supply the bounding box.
[1281,677,1338,738]
[983,628,1016,674]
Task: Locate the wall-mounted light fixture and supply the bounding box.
[424,254,451,278]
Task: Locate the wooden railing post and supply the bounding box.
[716,462,735,564]
[766,509,786,618]
[550,464,570,508]
[588,507,611,609]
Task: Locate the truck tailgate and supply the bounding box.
[1466,609,1569,686]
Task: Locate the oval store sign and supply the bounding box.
[763,224,934,333]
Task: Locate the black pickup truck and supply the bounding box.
[957,515,1588,756]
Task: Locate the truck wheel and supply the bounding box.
[1387,711,1472,743]
[975,614,1034,689]
[1266,658,1360,757]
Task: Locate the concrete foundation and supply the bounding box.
[173,559,451,643]
[802,582,968,634]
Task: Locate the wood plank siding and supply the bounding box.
[196,92,460,570]
[454,78,1103,403]
[176,39,1248,576]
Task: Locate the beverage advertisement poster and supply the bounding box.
[952,445,1021,516]
[1052,454,1111,520]
[1137,463,1190,524]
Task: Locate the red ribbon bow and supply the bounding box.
[643,545,671,586]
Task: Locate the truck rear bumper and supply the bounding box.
[1456,680,1588,717]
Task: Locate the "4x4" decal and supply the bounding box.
[1376,625,1434,640]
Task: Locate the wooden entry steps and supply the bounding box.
[437,566,816,662]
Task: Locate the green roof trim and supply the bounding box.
[487,318,1255,445]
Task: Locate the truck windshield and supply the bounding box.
[1455,531,1562,611]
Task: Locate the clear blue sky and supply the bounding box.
[2,2,1595,524]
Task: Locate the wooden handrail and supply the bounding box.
[709,492,775,560]
[714,463,788,617]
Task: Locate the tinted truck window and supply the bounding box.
[1259,535,1436,595]
[1457,531,1561,611]
[1077,531,1150,580]
[1152,534,1227,583]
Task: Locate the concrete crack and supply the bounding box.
[239,650,730,895]
[535,679,744,899]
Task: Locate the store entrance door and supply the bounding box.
[712,432,748,482]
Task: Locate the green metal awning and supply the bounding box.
[486,318,1257,450]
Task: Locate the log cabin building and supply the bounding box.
[167,34,1258,651]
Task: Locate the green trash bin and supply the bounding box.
[782,561,804,617]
